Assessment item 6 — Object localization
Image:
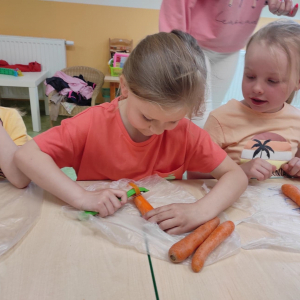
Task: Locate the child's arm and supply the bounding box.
[15,140,128,216]
[144,155,248,235]
[0,123,30,188]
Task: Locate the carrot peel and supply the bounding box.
[129,181,153,216]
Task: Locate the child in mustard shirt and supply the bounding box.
[0,106,31,188]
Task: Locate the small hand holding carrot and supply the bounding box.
[76,189,128,217]
[240,158,276,180]
[144,202,208,235]
[281,157,300,177]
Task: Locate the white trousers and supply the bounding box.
[192,49,240,128]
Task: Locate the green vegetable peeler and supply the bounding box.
[80,186,149,219]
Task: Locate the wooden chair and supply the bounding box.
[48,66,104,127]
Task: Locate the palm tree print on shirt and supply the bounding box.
[251,139,274,159]
[240,132,293,177]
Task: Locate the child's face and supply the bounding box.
[124,90,188,138]
[242,41,300,113]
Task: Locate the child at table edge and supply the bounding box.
[15,30,248,235]
[189,19,300,181]
[0,106,31,188]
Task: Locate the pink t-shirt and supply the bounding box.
[159,0,265,53]
[34,98,226,181]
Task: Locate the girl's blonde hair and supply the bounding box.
[246,19,300,104]
[122,30,207,118]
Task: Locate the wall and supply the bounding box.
[1,0,159,87]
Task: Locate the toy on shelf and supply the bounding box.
[108,52,130,77]
[113,53,129,68]
[0,68,23,77]
[109,38,133,59]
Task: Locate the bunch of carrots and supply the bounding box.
[129,182,235,273]
[168,217,235,272]
[130,182,300,273]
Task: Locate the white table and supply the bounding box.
[1,179,300,299]
[0,71,49,132]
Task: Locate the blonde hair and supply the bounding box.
[246,19,300,104]
[122,30,207,118]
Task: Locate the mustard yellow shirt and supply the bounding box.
[0,107,31,146]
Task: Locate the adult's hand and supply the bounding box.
[267,0,298,17]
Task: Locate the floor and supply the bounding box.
[1,99,77,181]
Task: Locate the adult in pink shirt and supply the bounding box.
[159,0,298,127]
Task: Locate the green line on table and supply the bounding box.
[147,254,160,300]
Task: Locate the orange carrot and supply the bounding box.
[191,220,235,273]
[168,217,220,263]
[129,182,153,216]
[133,194,154,216]
[281,184,300,206]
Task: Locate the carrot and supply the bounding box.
[129,182,153,216]
[191,220,235,273]
[168,217,220,263]
[133,194,154,216]
[281,184,300,206]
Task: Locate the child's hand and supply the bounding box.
[144,202,204,235]
[240,158,276,181]
[281,157,300,177]
[76,189,128,217]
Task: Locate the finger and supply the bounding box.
[104,197,117,215]
[276,1,285,15]
[148,209,175,225]
[252,167,269,181]
[110,189,128,204]
[268,0,282,14]
[289,3,298,16]
[283,0,293,14]
[109,194,122,210]
[97,202,109,217]
[157,218,180,231]
[144,205,171,220]
[287,161,300,176]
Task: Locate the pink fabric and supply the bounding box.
[159,0,266,53]
[44,71,94,98]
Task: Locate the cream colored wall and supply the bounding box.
[2,0,300,98]
[1,0,159,88]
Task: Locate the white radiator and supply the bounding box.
[0,35,67,99]
[223,50,300,108]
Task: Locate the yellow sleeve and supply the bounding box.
[203,114,226,148]
[3,109,30,146]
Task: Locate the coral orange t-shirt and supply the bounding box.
[34,98,226,181]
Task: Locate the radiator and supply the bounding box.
[223,50,300,108]
[0,35,67,99]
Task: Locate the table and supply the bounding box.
[104,75,120,101]
[0,71,49,132]
[1,179,300,300]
